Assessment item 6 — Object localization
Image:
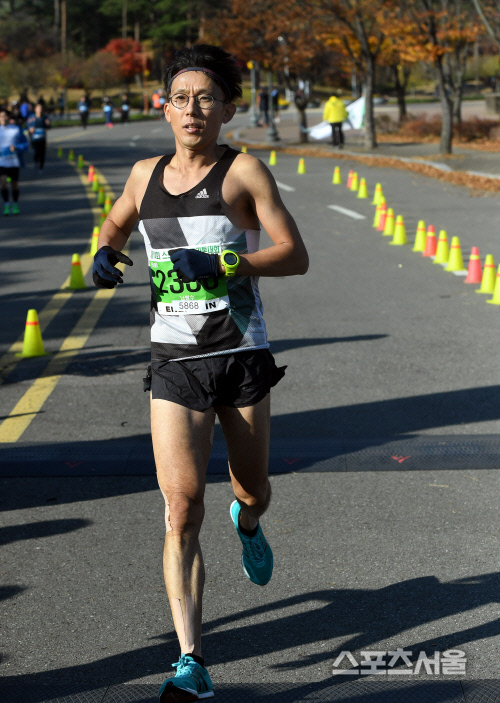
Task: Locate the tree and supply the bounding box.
[314,0,389,149]
[406,0,482,153]
[213,0,328,142]
[81,51,122,94]
[102,38,143,84]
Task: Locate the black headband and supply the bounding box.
[167,67,230,98]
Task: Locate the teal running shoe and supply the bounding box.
[3,203,10,216]
[159,654,214,702]
[230,500,273,586]
[12,203,19,215]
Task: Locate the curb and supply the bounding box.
[229,129,500,194]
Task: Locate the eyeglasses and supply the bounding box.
[168,94,227,109]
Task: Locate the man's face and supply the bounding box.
[35,105,42,117]
[164,72,236,151]
[0,111,8,126]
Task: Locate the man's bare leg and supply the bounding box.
[151,398,215,659]
[216,394,272,531]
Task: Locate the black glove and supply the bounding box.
[93,246,133,289]
[169,248,219,283]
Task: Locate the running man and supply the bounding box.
[92,44,308,702]
[0,108,28,215]
[27,103,51,172]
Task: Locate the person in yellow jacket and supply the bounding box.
[323,93,348,148]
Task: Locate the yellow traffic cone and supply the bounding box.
[90,226,100,256]
[100,211,107,226]
[269,150,277,166]
[92,174,99,192]
[332,166,341,185]
[390,215,407,245]
[57,147,63,158]
[433,230,449,265]
[476,254,496,294]
[350,172,359,191]
[444,236,466,273]
[487,265,500,305]
[77,154,84,168]
[68,149,74,162]
[68,254,86,290]
[297,158,306,174]
[97,188,106,205]
[104,197,113,214]
[412,220,426,252]
[383,208,395,237]
[15,309,48,358]
[372,183,383,205]
[357,177,368,199]
[241,146,247,153]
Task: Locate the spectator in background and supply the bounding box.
[151,89,161,116]
[47,97,55,116]
[77,94,90,128]
[258,86,269,126]
[58,92,65,117]
[27,103,50,172]
[120,93,130,124]
[323,92,348,149]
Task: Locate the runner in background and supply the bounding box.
[0,107,28,214]
[27,103,51,172]
[77,95,90,129]
[120,94,130,124]
[102,96,113,127]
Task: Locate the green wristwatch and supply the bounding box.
[221,249,240,277]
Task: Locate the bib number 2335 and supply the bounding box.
[150,252,229,315]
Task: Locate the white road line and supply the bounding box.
[151,128,163,133]
[129,142,137,147]
[328,204,366,220]
[276,181,296,192]
[131,134,141,141]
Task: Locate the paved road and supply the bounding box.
[2,116,500,701]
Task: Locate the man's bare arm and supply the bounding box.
[227,156,309,277]
[97,159,155,252]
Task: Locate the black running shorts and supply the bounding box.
[145,349,286,412]
[0,167,20,180]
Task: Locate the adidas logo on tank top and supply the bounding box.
[195,188,209,198]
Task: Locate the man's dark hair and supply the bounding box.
[163,44,242,103]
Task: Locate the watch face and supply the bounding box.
[224,253,238,266]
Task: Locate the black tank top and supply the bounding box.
[138,145,268,362]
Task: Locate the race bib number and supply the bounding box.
[149,245,229,315]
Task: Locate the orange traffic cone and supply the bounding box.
[465,247,482,284]
[422,225,437,257]
[87,164,95,183]
[377,202,387,232]
[346,170,353,189]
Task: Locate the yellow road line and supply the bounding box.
[0,162,115,383]
[0,287,116,443]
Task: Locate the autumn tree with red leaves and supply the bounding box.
[102,38,143,84]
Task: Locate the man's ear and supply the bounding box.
[222,102,237,124]
[164,102,171,124]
